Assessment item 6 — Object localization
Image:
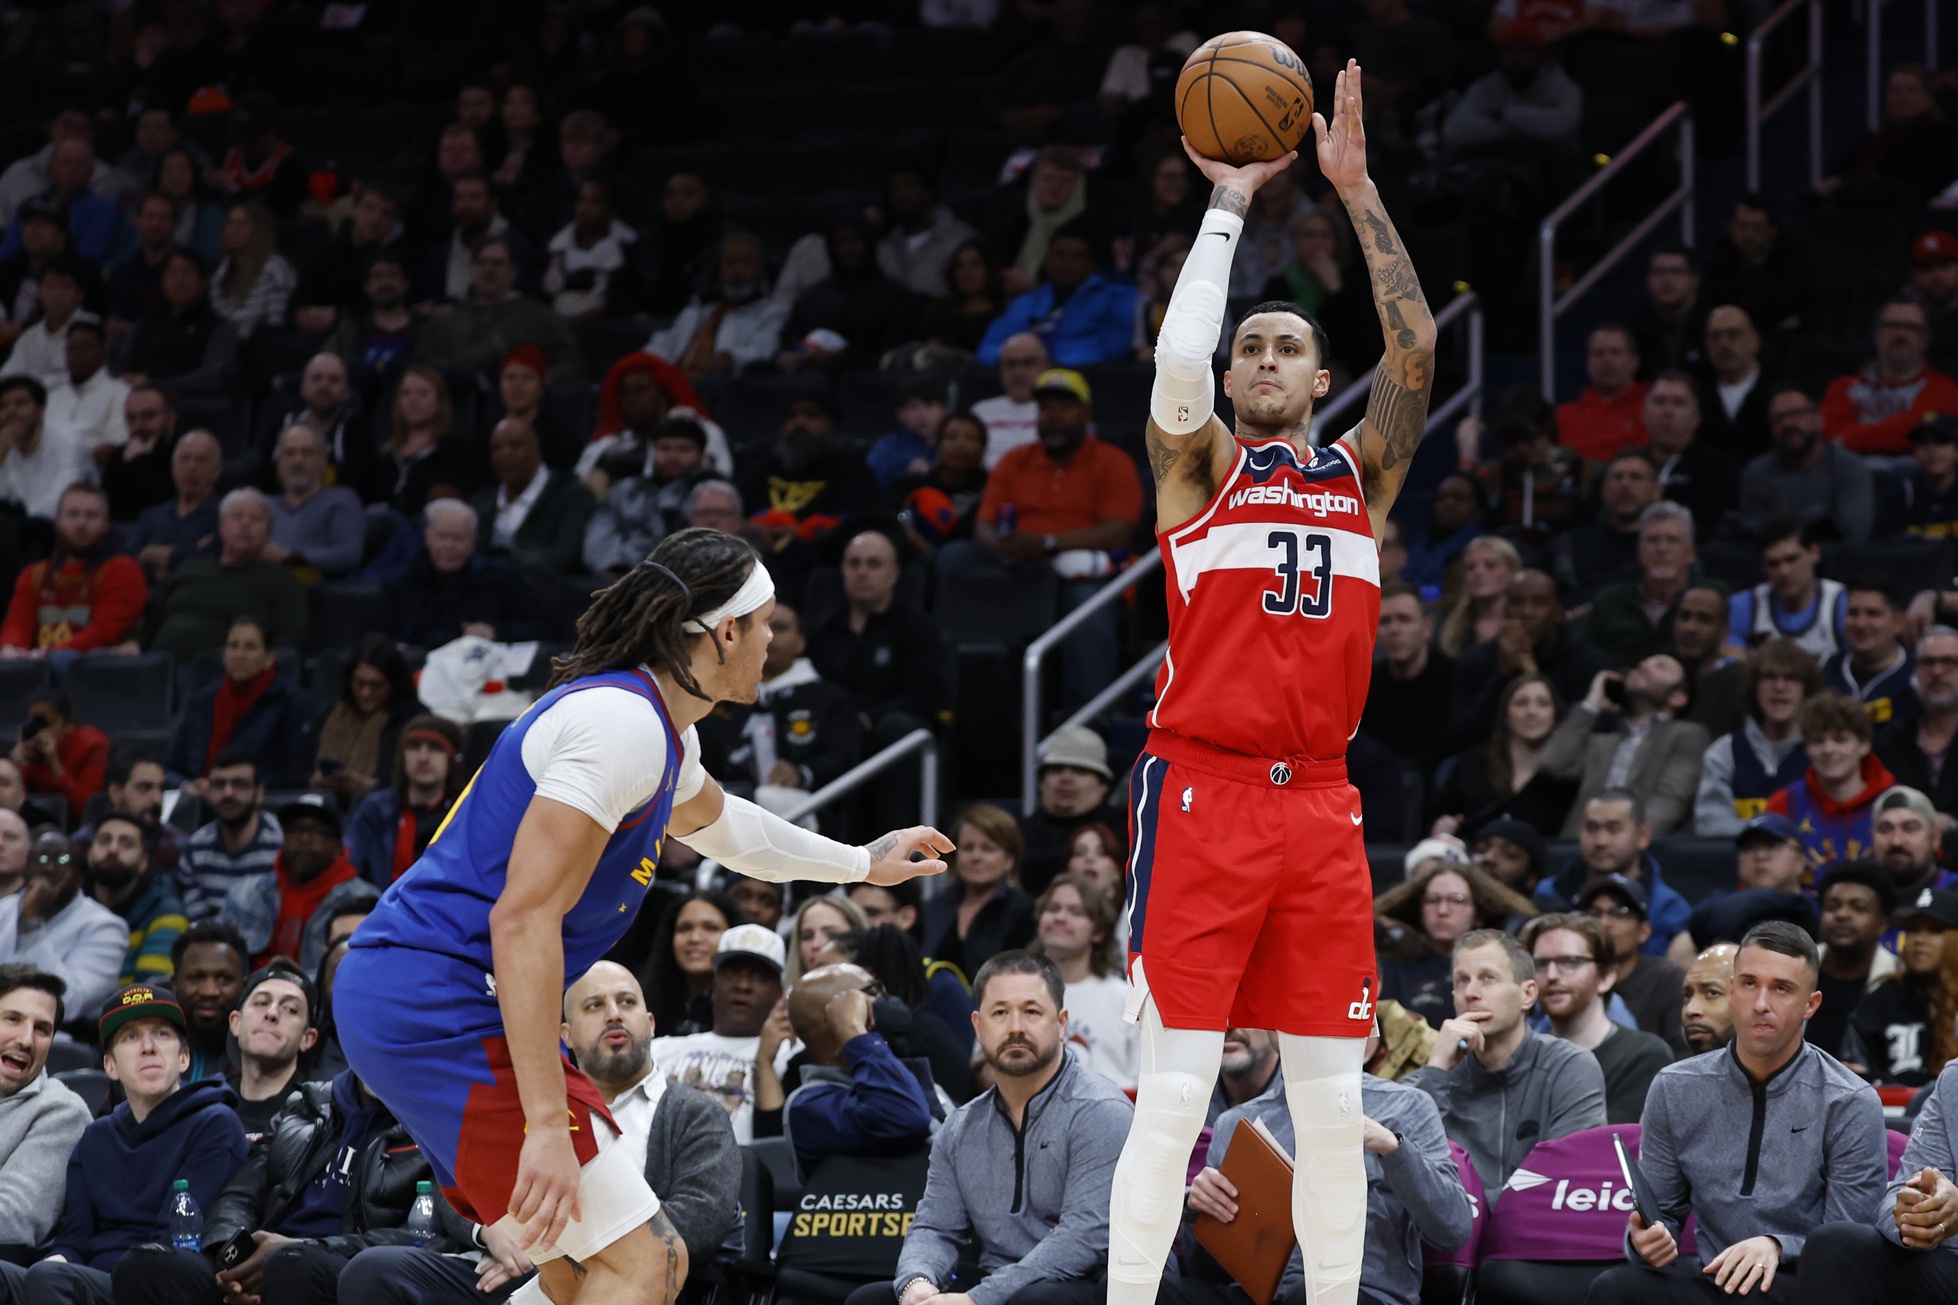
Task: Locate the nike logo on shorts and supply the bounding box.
[1349,812,1363,825]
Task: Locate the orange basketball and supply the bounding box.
[1175,31,1314,166]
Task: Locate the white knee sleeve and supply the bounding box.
[1107,1002,1224,1303]
[1150,208,1241,436]
[1279,1035,1368,1305]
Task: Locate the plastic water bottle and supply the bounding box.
[167,1179,202,1252]
[406,1181,438,1247]
[998,503,1017,535]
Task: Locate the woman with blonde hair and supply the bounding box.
[1374,853,1539,1028]
[1031,873,1136,1087]
[380,366,477,514]
[920,803,1035,976]
[1438,535,1522,657]
[210,200,295,339]
[783,891,869,986]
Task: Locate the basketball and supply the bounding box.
[1176,32,1315,166]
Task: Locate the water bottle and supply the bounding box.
[167,1179,202,1252]
[406,1181,438,1247]
[998,503,1017,535]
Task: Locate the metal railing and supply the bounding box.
[1869,0,1942,128]
[1538,102,1695,398]
[1308,290,1484,443]
[1746,0,1824,191]
[1019,550,1163,813]
[778,727,939,829]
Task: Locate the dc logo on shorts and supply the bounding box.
[1347,978,1374,1022]
[1270,762,1292,786]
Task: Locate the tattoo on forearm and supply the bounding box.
[651,1207,685,1299]
[1209,183,1250,220]
[1365,352,1434,485]
[1145,427,1179,482]
[1343,198,1435,496]
[866,831,898,861]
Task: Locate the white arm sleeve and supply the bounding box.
[1150,206,1243,435]
[677,792,870,885]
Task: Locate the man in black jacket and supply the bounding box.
[1449,569,1613,749]
[378,500,540,648]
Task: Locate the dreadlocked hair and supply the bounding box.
[549,528,760,696]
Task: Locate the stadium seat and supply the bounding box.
[45,1041,96,1075]
[781,28,888,83]
[174,394,251,457]
[838,371,913,442]
[22,793,65,832]
[1823,538,1957,596]
[934,561,1055,649]
[890,24,994,76]
[573,318,656,380]
[0,659,50,729]
[54,1068,110,1117]
[66,652,175,730]
[310,583,387,653]
[722,142,836,199]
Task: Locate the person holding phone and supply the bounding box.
[10,689,110,825]
[1537,657,1710,840]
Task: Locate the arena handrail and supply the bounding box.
[1747,0,1824,191]
[1869,0,1942,130]
[776,727,939,830]
[1309,290,1484,442]
[1537,102,1695,398]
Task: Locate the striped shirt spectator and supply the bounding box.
[178,748,281,922]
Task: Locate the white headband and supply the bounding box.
[687,561,775,634]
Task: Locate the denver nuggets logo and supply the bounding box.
[1270,763,1291,786]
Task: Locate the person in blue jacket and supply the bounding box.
[976,220,1138,369]
[780,961,933,1180]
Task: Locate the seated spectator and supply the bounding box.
[0,482,144,660]
[0,831,124,1017]
[1901,411,1958,536]
[1402,473,1488,596]
[816,924,975,1105]
[1846,887,1958,1085]
[265,424,364,580]
[1688,822,1821,952]
[976,221,1137,369]
[120,249,238,393]
[0,375,92,520]
[781,960,934,1174]
[379,499,539,647]
[1908,230,1958,373]
[640,890,738,1038]
[789,894,871,986]
[179,750,282,923]
[124,425,220,583]
[1376,852,1539,1031]
[85,812,185,988]
[1626,245,1708,378]
[1765,692,1895,868]
[12,689,108,823]
[922,805,1036,980]
[1555,326,1648,462]
[47,317,129,468]
[1409,930,1606,1194]
[1431,673,1578,839]
[857,950,1130,1305]
[894,410,990,550]
[345,715,465,886]
[1703,195,1804,336]
[483,343,580,473]
[1728,518,1848,661]
[1823,298,1958,454]
[307,636,421,810]
[1582,501,1702,666]
[1362,582,1454,773]
[0,983,246,1305]
[1435,535,1520,659]
[292,181,404,335]
[1540,791,1694,956]
[778,216,917,375]
[1255,211,1374,368]
[867,384,948,490]
[1697,303,1774,461]
[468,416,593,579]
[222,958,320,1142]
[1522,912,1672,1124]
[542,178,636,318]
[168,920,248,1079]
[1695,639,1816,837]
[1444,16,1581,145]
[1876,627,1958,812]
[1,258,92,392]
[81,746,186,881]
[256,352,378,500]
[582,416,712,572]
[1826,63,1958,205]
[1812,861,1901,1059]
[0,137,122,266]
[222,793,359,969]
[1541,658,1710,837]
[167,614,311,786]
[1029,874,1135,1089]
[1870,785,1956,902]
[108,192,180,329]
[1642,372,1737,540]
[375,366,479,516]
[0,110,112,228]
[415,166,508,301]
[0,202,93,348]
[721,875,785,933]
[214,93,312,216]
[645,231,787,383]
[917,239,1005,356]
[650,923,787,1143]
[1018,728,1127,898]
[970,333,1047,467]
[1737,387,1874,542]
[416,237,582,380]
[1470,385,1592,537]
[102,383,180,524]
[1553,448,1662,603]
[148,487,308,662]
[0,964,89,1249]
[1472,816,1551,899]
[982,145,1089,296]
[1674,583,1745,737]
[209,201,294,341]
[1587,923,1885,1305]
[580,352,731,488]
[1827,578,1915,725]
[1448,569,1612,748]
[738,389,879,543]
[325,250,422,403]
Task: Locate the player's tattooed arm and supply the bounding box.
[1344,192,1436,511]
[1208,181,1252,220]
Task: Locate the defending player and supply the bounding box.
[1107,62,1436,1305]
[334,528,952,1305]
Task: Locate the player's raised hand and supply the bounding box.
[1181,137,1296,196]
[509,1124,583,1253]
[864,826,957,885]
[1313,60,1370,194]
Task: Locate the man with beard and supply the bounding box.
[1736,387,1874,543]
[1869,786,1957,900]
[646,232,789,383]
[293,181,403,333]
[1523,913,1672,1123]
[415,236,581,379]
[256,352,376,502]
[84,812,185,988]
[0,964,89,1251]
[1826,579,1916,727]
[1822,299,1958,456]
[1680,942,1738,1054]
[0,481,145,660]
[180,748,282,922]
[1672,584,1744,738]
[225,960,319,1142]
[1584,503,1702,667]
[323,253,420,397]
[222,793,358,968]
[1811,862,1899,1059]
[0,830,125,1016]
[649,924,788,1143]
[1540,655,1710,838]
[862,950,1131,1305]
[739,388,879,545]
[168,920,248,1080]
[1876,628,1958,814]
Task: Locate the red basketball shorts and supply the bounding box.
[1123,729,1378,1037]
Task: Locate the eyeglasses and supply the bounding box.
[1920,655,1958,670]
[1534,954,1597,975]
[1423,893,1471,909]
[1586,903,1637,920]
[861,979,887,1000]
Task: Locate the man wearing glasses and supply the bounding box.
[180,746,284,921]
[969,332,1048,468]
[1575,873,1690,1056]
[1822,297,1958,455]
[1522,912,1673,1122]
[1876,628,1958,817]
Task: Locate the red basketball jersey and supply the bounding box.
[1149,435,1381,760]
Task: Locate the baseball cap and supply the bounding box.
[1038,726,1112,780]
[1736,812,1801,848]
[240,961,318,1025]
[1474,818,1547,878]
[1897,887,1958,931]
[1875,785,1940,825]
[1403,837,1469,877]
[1913,230,1958,265]
[99,982,185,1044]
[714,923,786,976]
[1032,368,1092,406]
[19,198,67,231]
[1909,412,1958,445]
[278,792,343,837]
[1576,873,1649,918]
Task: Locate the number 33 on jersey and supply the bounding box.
[1150,437,1381,762]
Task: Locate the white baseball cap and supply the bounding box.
[714,922,786,976]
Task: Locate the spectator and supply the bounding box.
[1473,816,1550,904]
[1,258,91,391]
[1402,473,1488,596]
[809,526,950,765]
[893,411,990,549]
[124,424,219,582]
[155,150,223,266]
[640,171,721,316]
[0,110,113,227]
[1436,535,1521,658]
[1441,18,1582,151]
[1018,727,1126,897]
[0,138,123,266]
[483,343,581,474]
[11,688,108,823]
[1680,942,1738,1054]
[1540,789,1695,958]
[324,253,422,404]
[650,923,787,1143]
[1695,639,1817,837]
[970,333,1047,468]
[1906,230,1958,373]
[645,232,788,383]
[180,749,282,922]
[0,202,94,347]
[292,182,403,334]
[922,805,1036,980]
[1626,245,1709,378]
[149,486,307,661]
[120,248,238,394]
[816,924,975,1105]
[1740,386,1876,542]
[1030,874,1135,1089]
[1811,861,1901,1058]
[1728,518,1849,660]
[378,499,539,648]
[789,895,874,986]
[780,959,935,1174]
[1540,658,1710,838]
[208,201,294,341]
[1827,578,1916,725]
[1204,1027,1284,1127]
[986,146,1089,297]
[1376,853,1539,1030]
[723,876,786,932]
[867,383,948,490]
[1553,448,1663,602]
[1875,627,1958,813]
[222,793,358,969]
[581,352,731,487]
[0,964,89,1249]
[1555,326,1648,462]
[976,222,1136,369]
[308,636,422,810]
[0,830,124,1016]
[917,239,1005,356]
[1846,887,1958,1085]
[84,811,184,987]
[1449,569,1613,747]
[738,389,879,542]
[1642,372,1738,540]
[1823,298,1958,454]
[0,376,92,520]
[258,354,379,506]
[1697,303,1774,461]
[214,93,311,215]
[542,178,637,318]
[1765,693,1896,868]
[0,983,246,1304]
[1673,583,1745,738]
[224,959,320,1142]
[102,382,181,523]
[1586,923,1886,1305]
[861,950,1130,1305]
[263,424,364,580]
[344,715,463,888]
[411,142,494,276]
[1703,197,1805,337]
[0,482,143,660]
[375,366,477,516]
[167,920,247,1080]
[47,317,128,467]
[1688,812,1819,954]
[1522,911,1672,1124]
[1870,786,1956,902]
[582,416,713,572]
[1430,672,1579,838]
[778,217,917,375]
[83,747,185,879]
[1362,581,1453,772]
[1254,213,1373,369]
[1828,63,1958,198]
[415,237,581,380]
[1901,411,1958,536]
[1582,500,1703,666]
[167,614,311,786]
[638,890,737,1038]
[1409,930,1606,1194]
[876,167,978,297]
[467,416,593,579]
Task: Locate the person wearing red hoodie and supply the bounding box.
[1765,691,1897,871]
[0,482,145,663]
[10,687,109,823]
[1823,298,1958,454]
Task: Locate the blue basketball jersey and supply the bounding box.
[353,668,682,980]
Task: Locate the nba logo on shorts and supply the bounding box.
[1181,786,1193,813]
[1269,762,1292,786]
[1347,977,1374,1022]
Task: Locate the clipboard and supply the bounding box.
[1193,1117,1297,1305]
[1612,1131,1661,1225]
